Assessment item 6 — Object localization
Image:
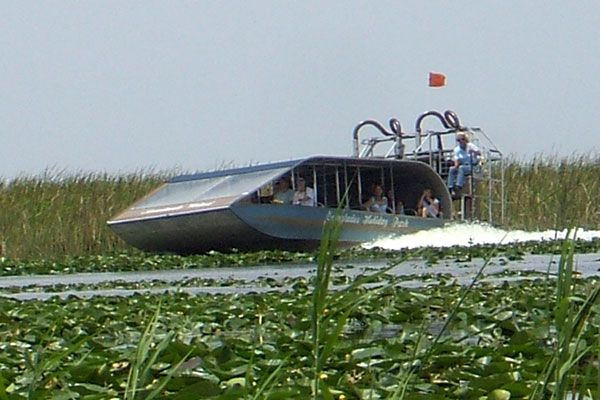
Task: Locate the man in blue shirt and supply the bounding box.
[448,132,481,196]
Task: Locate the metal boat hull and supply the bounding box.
[109,204,443,254]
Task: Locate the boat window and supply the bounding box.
[132,167,290,209]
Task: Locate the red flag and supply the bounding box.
[428,72,446,87]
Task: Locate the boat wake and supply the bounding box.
[364,222,600,250]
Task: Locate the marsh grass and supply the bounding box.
[307,221,600,399]
[124,304,189,400]
[311,211,343,397]
[1,156,600,259]
[21,336,89,399]
[4,240,600,398]
[503,154,600,230]
[308,209,498,398]
[0,171,166,259]
[532,232,600,399]
[388,238,501,399]
[310,205,411,399]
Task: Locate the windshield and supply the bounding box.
[133,167,290,209]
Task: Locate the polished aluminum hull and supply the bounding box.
[109,204,443,254]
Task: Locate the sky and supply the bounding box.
[2,1,600,178]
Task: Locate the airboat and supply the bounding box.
[107,110,504,253]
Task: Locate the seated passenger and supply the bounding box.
[394,200,405,215]
[387,189,404,214]
[363,184,388,214]
[272,176,294,204]
[418,189,442,218]
[447,132,481,196]
[258,182,274,203]
[293,177,316,206]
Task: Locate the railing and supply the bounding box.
[352,110,506,224]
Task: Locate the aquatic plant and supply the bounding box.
[124,304,190,399]
[531,232,600,399]
[1,260,600,397]
[503,154,600,230]
[0,171,165,259]
[2,238,600,277]
[2,155,600,259]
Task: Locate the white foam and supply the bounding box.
[365,222,600,250]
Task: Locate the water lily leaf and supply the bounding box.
[487,388,511,400]
[482,361,512,375]
[351,347,385,360]
[258,358,284,367]
[47,390,80,400]
[501,381,531,397]
[508,330,530,345]
[261,388,304,399]
[223,361,249,375]
[225,376,245,387]
[171,381,221,399]
[494,310,513,321]
[73,383,111,393]
[431,354,469,368]
[470,372,518,391]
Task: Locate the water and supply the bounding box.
[4,251,600,301]
[3,223,600,301]
[366,222,600,250]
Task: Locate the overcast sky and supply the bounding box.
[2,1,599,178]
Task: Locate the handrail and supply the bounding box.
[349,109,505,224]
[353,118,404,158]
[415,110,451,132]
[414,109,464,151]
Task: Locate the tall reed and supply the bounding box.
[2,154,600,259]
[502,154,600,230]
[124,304,189,400]
[309,205,402,399]
[531,232,600,399]
[0,171,165,259]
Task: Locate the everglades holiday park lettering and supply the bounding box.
[325,210,409,228]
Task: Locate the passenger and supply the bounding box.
[395,200,405,215]
[363,184,388,213]
[293,177,316,206]
[447,132,481,196]
[418,189,442,218]
[387,189,404,214]
[258,182,274,203]
[272,176,294,204]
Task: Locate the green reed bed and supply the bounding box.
[0,172,165,260]
[503,154,600,230]
[2,155,600,260]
